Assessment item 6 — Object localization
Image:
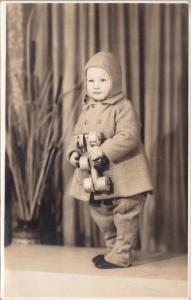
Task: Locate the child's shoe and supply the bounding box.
[95,257,132,269]
[92,254,104,264]
[95,257,125,269]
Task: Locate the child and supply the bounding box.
[67,51,153,269]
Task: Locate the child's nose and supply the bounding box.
[94,80,100,89]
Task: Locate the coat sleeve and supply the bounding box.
[100,101,141,162]
[66,112,84,160]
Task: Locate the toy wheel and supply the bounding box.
[87,131,97,147]
[83,177,94,193]
[76,134,84,148]
[96,176,110,192]
[79,156,90,170]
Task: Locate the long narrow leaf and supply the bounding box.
[30,147,55,218]
[6,135,30,219]
[26,125,35,204]
[14,74,29,138]
[7,105,30,219]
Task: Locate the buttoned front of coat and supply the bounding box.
[81,103,116,138]
[67,93,153,201]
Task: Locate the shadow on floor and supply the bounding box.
[133,251,185,266]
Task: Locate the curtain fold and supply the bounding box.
[6,3,188,252]
[141,5,161,251]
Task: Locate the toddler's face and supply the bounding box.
[86,67,111,101]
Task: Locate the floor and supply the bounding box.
[3,243,188,298]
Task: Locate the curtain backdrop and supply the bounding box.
[6,3,188,252]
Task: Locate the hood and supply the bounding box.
[84,51,122,98]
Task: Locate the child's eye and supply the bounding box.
[88,79,94,82]
[100,79,107,82]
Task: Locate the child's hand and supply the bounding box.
[88,146,104,161]
[70,151,80,166]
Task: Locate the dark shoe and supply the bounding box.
[92,254,104,264]
[95,257,124,269]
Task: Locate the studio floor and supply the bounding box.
[3,243,188,298]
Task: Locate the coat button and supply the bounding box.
[84,120,88,125]
[97,119,102,124]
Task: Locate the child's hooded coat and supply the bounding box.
[67,51,153,201]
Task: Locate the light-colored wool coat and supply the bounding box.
[67,52,153,201]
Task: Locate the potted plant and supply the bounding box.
[6,7,64,242]
[6,45,63,242]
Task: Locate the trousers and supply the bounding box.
[89,194,145,267]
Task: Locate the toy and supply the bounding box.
[75,131,111,193]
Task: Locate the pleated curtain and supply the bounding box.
[6,3,188,252]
